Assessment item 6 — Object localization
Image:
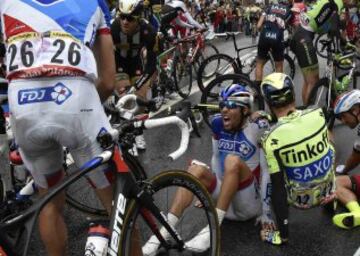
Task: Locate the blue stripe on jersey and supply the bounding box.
[97,0,111,28]
[20,0,105,42]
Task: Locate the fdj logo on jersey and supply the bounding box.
[32,0,64,6]
[18,83,72,105]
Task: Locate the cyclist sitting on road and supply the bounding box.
[0,0,117,255]
[254,0,292,88]
[260,73,336,245]
[290,0,353,105]
[111,0,158,150]
[332,90,360,229]
[142,83,275,254]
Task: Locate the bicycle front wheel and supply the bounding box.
[201,73,263,127]
[120,170,220,256]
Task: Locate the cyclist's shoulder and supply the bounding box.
[210,114,223,135]
[140,19,157,35]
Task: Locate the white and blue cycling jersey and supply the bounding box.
[0,0,111,81]
[211,114,269,181]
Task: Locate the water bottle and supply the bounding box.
[84,223,110,256]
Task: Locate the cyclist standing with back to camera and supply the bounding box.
[260,72,336,245]
[254,0,292,88]
[0,0,117,255]
[291,0,353,105]
[111,0,157,151]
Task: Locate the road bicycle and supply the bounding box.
[196,32,295,94]
[0,95,220,256]
[307,39,360,129]
[152,29,218,102]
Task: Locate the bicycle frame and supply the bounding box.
[0,145,183,256]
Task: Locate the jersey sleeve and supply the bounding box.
[97,0,112,35]
[210,115,223,140]
[261,131,281,174]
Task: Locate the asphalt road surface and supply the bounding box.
[18,34,360,255]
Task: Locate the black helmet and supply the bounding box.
[261,73,295,107]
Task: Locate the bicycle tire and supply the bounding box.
[283,54,296,80]
[201,73,263,127]
[173,57,192,99]
[315,33,336,59]
[64,153,108,217]
[197,53,240,93]
[119,170,220,256]
[193,43,219,76]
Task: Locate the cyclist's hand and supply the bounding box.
[250,110,272,123]
[260,230,287,246]
[256,213,276,231]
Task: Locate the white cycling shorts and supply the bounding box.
[211,174,261,221]
[8,77,113,189]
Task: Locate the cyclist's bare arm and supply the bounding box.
[93,34,116,102]
[257,14,265,30]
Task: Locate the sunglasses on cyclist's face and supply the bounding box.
[219,101,240,110]
[119,14,138,22]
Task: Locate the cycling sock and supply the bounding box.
[167,212,179,227]
[346,201,360,213]
[216,208,226,225]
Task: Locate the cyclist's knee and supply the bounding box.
[187,162,214,188]
[224,154,251,176]
[336,175,353,190]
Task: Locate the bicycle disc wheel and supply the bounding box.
[201,73,263,127]
[120,171,220,256]
[197,53,240,93]
[64,152,107,216]
[173,57,192,99]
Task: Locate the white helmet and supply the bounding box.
[334,90,360,115]
[118,0,143,16]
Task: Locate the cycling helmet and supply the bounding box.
[261,73,295,107]
[118,0,143,16]
[334,90,360,115]
[220,84,254,108]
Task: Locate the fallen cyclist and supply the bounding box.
[332,90,360,229]
[260,72,336,245]
[142,83,275,254]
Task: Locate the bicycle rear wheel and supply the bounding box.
[173,57,193,99]
[64,152,107,216]
[201,73,263,127]
[120,171,220,256]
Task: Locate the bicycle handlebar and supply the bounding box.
[108,116,189,161]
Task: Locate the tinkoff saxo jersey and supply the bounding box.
[300,0,343,33]
[0,0,111,81]
[262,108,336,208]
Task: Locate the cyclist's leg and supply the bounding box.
[272,37,285,73]
[292,28,319,104]
[255,30,270,83]
[333,175,360,229]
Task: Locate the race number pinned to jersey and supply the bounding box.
[32,0,64,6]
[6,32,97,81]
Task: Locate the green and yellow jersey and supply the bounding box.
[300,0,343,33]
[261,108,335,208]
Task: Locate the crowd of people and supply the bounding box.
[1,0,360,255]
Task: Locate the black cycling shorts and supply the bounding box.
[115,55,143,78]
[257,26,284,62]
[291,27,318,70]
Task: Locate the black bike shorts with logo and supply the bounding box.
[257,25,284,62]
[291,27,318,70]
